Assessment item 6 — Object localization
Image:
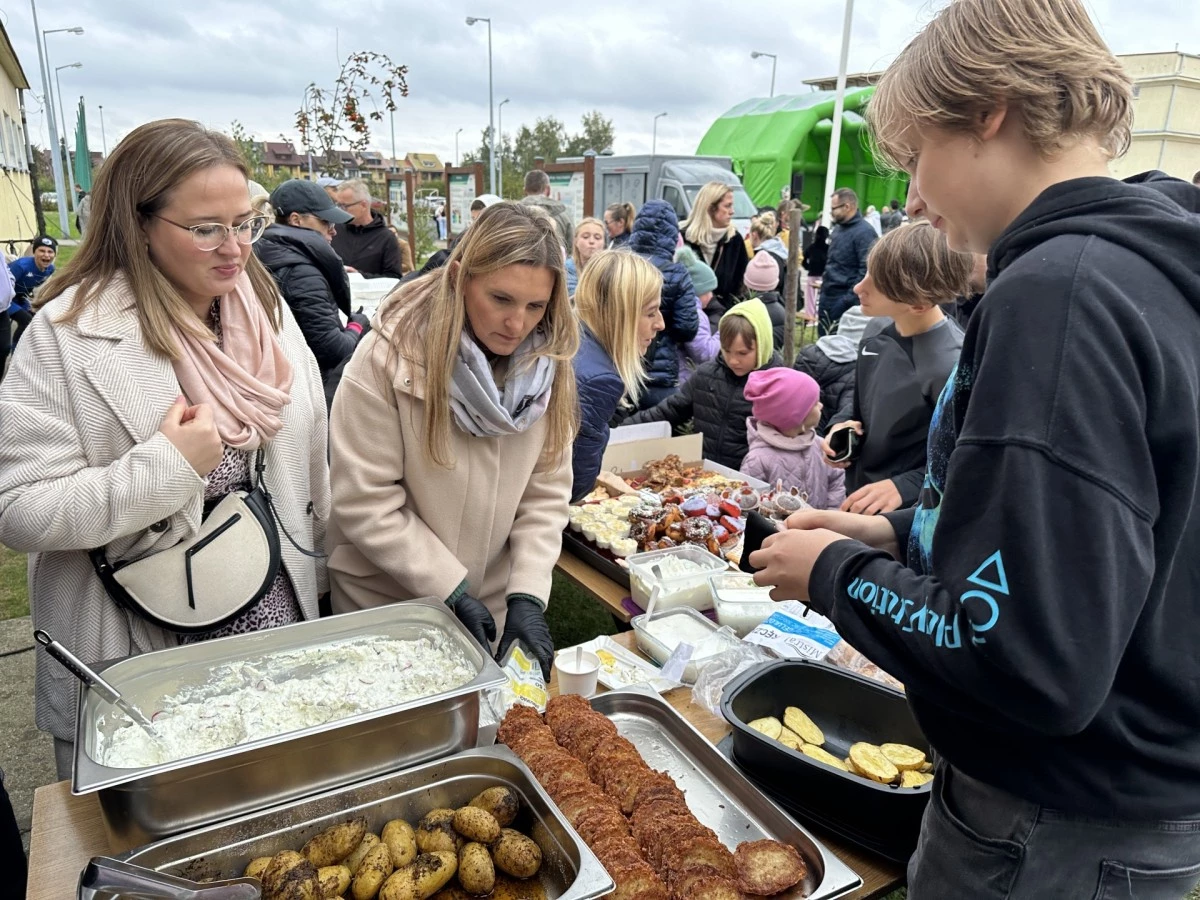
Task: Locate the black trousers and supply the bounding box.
[0,310,11,386]
[0,774,27,898]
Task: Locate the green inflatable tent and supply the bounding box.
[696,88,908,220]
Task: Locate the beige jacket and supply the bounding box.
[0,277,330,741]
[327,329,571,636]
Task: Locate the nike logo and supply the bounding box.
[861,348,879,356]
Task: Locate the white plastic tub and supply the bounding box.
[710,572,778,637]
[628,545,729,612]
[631,607,740,684]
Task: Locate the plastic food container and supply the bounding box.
[627,545,729,612]
[631,607,741,684]
[710,572,778,637]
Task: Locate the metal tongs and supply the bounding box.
[78,857,261,900]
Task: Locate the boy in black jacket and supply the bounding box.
[825,222,970,515]
[751,0,1200,896]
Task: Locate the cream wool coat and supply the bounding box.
[0,276,330,741]
[327,328,571,636]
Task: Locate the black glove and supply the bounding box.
[348,312,372,334]
[497,596,553,680]
[447,591,497,653]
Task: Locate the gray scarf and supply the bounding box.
[449,330,555,437]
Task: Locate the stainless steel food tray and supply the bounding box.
[591,687,862,900]
[73,602,507,846]
[84,746,612,900]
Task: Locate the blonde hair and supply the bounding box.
[39,119,281,359]
[683,181,736,245]
[604,202,635,234]
[572,217,606,275]
[867,0,1133,170]
[868,221,974,306]
[749,213,776,243]
[575,250,662,405]
[384,202,579,469]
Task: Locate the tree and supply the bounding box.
[297,51,409,177]
[564,111,615,157]
[228,121,284,192]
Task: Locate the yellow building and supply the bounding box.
[1112,52,1200,181]
[0,22,36,241]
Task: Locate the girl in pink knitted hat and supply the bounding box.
[742,368,845,509]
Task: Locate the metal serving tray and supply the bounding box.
[591,687,862,900]
[81,746,612,900]
[73,603,507,847]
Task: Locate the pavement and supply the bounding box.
[0,616,57,853]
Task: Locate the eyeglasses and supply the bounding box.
[336,199,366,211]
[831,204,848,213]
[155,215,268,251]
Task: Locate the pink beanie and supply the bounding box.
[744,251,780,292]
[745,368,820,432]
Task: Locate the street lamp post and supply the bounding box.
[652,112,667,156]
[31,7,82,235]
[821,0,856,228]
[98,103,106,156]
[455,127,463,167]
[54,62,81,217]
[465,16,495,193]
[497,98,509,195]
[750,51,778,98]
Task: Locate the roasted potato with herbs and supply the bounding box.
[468,786,520,827]
[262,851,321,900]
[344,833,382,875]
[416,809,460,854]
[456,842,495,895]
[451,806,501,844]
[303,816,369,868]
[352,842,395,900]
[379,851,458,900]
[491,828,542,879]
[318,865,352,899]
[384,818,418,868]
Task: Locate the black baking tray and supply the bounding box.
[720,659,930,861]
[562,527,631,589]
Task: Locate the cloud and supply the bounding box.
[4,0,1194,166]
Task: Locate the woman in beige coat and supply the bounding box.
[328,203,577,678]
[0,120,329,776]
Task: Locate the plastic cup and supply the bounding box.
[555,650,601,697]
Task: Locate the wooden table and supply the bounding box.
[26,633,903,900]
[555,549,633,625]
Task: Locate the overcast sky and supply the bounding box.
[2,0,1194,166]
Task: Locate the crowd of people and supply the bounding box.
[1,0,1200,895]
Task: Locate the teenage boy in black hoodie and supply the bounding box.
[750,0,1200,896]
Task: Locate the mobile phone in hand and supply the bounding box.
[739,510,782,574]
[827,427,861,464]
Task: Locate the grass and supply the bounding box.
[0,545,28,620]
[546,572,620,648]
[41,215,81,242]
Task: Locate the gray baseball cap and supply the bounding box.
[270,179,353,225]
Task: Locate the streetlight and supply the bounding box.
[54,62,81,213]
[465,16,495,193]
[750,51,778,98]
[652,112,667,156]
[31,8,83,235]
[497,98,509,194]
[455,127,463,167]
[98,104,106,156]
[821,0,856,228]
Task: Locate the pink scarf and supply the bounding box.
[171,274,293,451]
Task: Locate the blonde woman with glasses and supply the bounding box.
[0,119,330,777]
[327,202,578,680]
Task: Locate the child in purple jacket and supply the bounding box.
[742,368,845,509]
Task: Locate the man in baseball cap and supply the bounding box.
[5,236,58,361]
[269,180,354,237]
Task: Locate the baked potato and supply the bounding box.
[383,818,418,868]
[491,828,542,879]
[782,707,824,746]
[244,857,273,880]
[344,833,382,875]
[378,851,458,900]
[416,809,460,854]
[451,807,501,844]
[747,717,782,740]
[303,816,369,868]
[468,786,520,827]
[262,851,321,900]
[352,842,396,900]
[457,842,496,895]
[848,742,899,784]
[317,865,352,899]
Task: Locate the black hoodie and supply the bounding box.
[807,172,1200,818]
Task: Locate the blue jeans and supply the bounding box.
[817,287,855,336]
[908,762,1200,899]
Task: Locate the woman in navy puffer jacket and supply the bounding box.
[628,200,699,409]
[571,252,665,500]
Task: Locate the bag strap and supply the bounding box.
[253,450,326,559]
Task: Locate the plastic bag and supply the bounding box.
[825,640,904,692]
[690,640,774,717]
[479,641,548,746]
